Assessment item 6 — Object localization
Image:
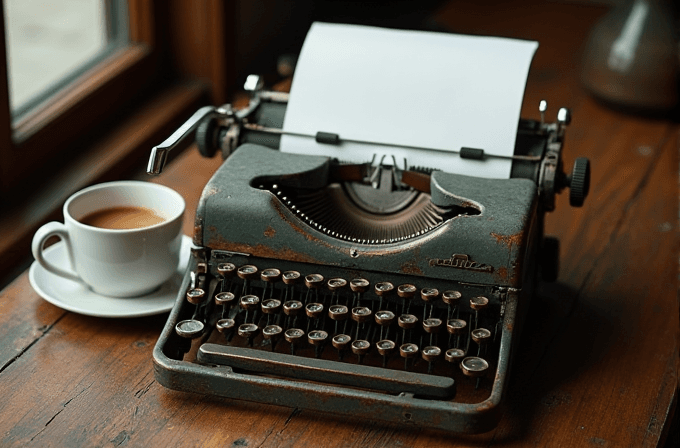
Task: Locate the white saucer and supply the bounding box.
[29,235,192,318]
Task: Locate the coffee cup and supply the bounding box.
[31,181,185,298]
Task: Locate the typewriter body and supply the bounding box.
[147,80,589,434]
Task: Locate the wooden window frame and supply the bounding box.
[0,0,233,280]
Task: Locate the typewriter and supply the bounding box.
[147,71,589,433]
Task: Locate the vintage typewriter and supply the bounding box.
[147,72,590,433]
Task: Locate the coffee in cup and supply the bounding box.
[31,181,185,298]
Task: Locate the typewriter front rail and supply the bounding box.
[153,236,536,434]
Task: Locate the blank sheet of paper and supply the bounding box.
[280,23,538,179]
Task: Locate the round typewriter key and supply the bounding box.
[351,339,371,355]
[261,298,282,314]
[398,314,418,329]
[305,302,324,319]
[328,304,349,320]
[283,300,303,315]
[446,318,467,334]
[240,294,260,311]
[327,278,347,291]
[421,288,439,303]
[282,270,301,284]
[238,323,260,344]
[217,262,236,277]
[263,324,283,339]
[397,284,417,298]
[332,334,351,350]
[460,356,489,378]
[351,306,372,322]
[374,282,394,296]
[216,318,236,333]
[237,264,259,280]
[349,278,369,293]
[375,310,396,326]
[186,288,206,305]
[215,291,235,306]
[175,319,204,338]
[471,328,492,345]
[399,343,419,359]
[284,328,305,343]
[470,296,489,310]
[422,345,442,362]
[423,318,443,333]
[308,330,328,346]
[304,274,324,289]
[442,290,462,304]
[376,339,396,356]
[445,348,466,363]
[261,268,282,283]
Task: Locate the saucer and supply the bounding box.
[29,235,192,318]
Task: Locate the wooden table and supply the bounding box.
[0,1,677,446]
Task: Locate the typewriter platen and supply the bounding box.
[147,79,590,433]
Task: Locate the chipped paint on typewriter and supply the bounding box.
[147,45,590,433]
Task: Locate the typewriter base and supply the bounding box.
[153,258,528,434]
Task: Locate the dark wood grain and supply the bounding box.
[0,1,676,447]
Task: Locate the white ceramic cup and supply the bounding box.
[31,181,185,298]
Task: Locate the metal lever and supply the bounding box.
[147,106,218,174]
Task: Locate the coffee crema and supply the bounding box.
[79,206,166,230]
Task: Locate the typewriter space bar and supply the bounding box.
[198,343,455,399]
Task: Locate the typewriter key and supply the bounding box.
[445,348,466,363]
[282,271,301,284]
[375,282,394,310]
[376,339,396,367]
[328,304,349,334]
[240,295,260,311]
[283,300,303,315]
[304,274,324,303]
[215,291,235,306]
[399,343,419,370]
[308,330,329,358]
[375,310,395,340]
[305,302,324,319]
[442,290,462,319]
[237,265,259,280]
[421,288,439,321]
[351,339,371,364]
[350,278,369,307]
[351,306,372,322]
[284,328,305,355]
[216,318,236,337]
[217,262,236,277]
[397,284,417,314]
[460,356,489,379]
[186,288,206,305]
[261,268,281,300]
[175,319,204,339]
[238,323,260,346]
[327,278,347,291]
[423,318,443,347]
[398,314,418,344]
[261,299,282,314]
[471,328,492,356]
[470,296,489,328]
[262,324,283,351]
[332,334,352,360]
[446,318,467,348]
[422,346,442,374]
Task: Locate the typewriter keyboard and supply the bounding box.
[171,257,509,401]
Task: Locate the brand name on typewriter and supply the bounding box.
[428,254,494,273]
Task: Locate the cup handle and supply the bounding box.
[31,222,82,283]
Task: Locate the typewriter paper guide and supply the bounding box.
[281,23,538,179]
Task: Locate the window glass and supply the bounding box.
[4,0,127,118]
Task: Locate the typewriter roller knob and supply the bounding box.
[186,288,206,305]
[304,274,324,289]
[460,356,489,378]
[568,157,591,208]
[282,271,301,284]
[237,265,259,280]
[261,298,282,314]
[217,262,236,277]
[175,319,204,339]
[445,348,466,363]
